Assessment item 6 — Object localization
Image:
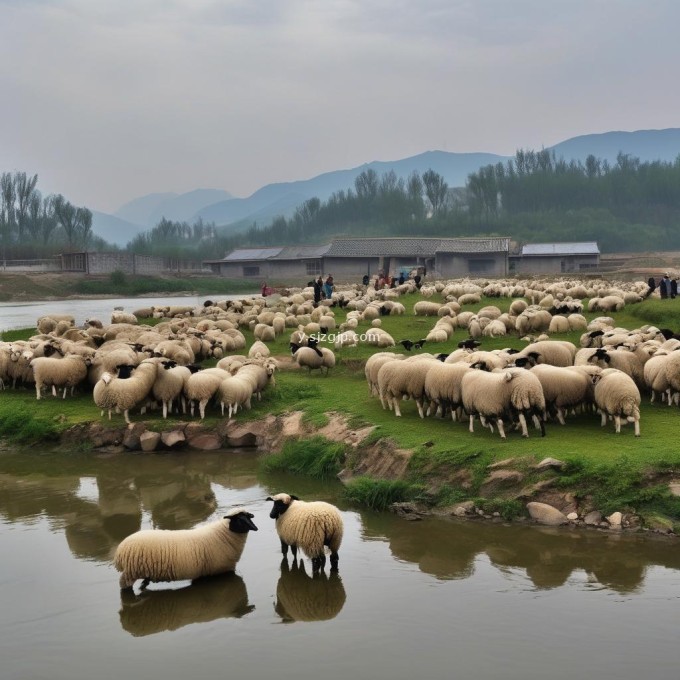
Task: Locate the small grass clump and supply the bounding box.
[475,498,525,520]
[260,436,346,480]
[343,476,423,511]
[0,405,59,443]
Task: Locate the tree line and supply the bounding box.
[0,172,105,260]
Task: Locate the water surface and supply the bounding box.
[0,447,678,680]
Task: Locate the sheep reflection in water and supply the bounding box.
[275,558,346,623]
[118,573,254,637]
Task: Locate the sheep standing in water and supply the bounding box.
[267,493,343,573]
[114,508,258,590]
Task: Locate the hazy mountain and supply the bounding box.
[114,189,233,228]
[115,192,176,226]
[107,127,680,241]
[548,128,680,165]
[90,211,146,247]
[195,151,505,231]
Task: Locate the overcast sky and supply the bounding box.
[2,0,678,213]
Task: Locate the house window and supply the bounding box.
[243,266,260,277]
[468,259,495,273]
[305,260,321,275]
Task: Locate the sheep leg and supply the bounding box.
[614,415,621,433]
[556,408,566,425]
[518,412,529,437]
[220,402,225,417]
[496,419,506,439]
[52,385,58,397]
[124,409,131,425]
[469,415,475,433]
[534,413,546,437]
[393,398,402,417]
[199,399,209,419]
[62,387,68,399]
[416,399,424,419]
[163,401,169,419]
[280,540,289,556]
[330,551,340,572]
[634,419,640,437]
[600,412,607,427]
[312,555,326,574]
[35,383,42,400]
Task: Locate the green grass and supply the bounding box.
[342,477,423,511]
[259,436,346,480]
[3,288,680,522]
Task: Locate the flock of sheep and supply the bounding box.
[0,273,674,439]
[114,493,343,591]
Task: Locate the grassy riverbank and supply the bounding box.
[2,290,680,529]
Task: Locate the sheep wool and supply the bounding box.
[267,493,343,572]
[114,508,258,590]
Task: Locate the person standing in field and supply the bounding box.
[324,275,334,300]
[313,276,324,305]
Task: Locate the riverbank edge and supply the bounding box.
[49,410,679,539]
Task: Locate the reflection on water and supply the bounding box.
[275,558,346,622]
[0,449,678,594]
[119,573,254,637]
[361,511,680,593]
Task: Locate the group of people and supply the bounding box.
[313,275,334,304]
[362,268,423,291]
[647,273,678,299]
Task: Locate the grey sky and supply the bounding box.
[2,0,678,213]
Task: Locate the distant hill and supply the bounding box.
[548,128,680,165]
[114,189,233,228]
[107,127,680,242]
[115,192,176,227]
[196,151,505,234]
[90,211,146,247]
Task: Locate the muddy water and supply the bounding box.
[0,448,678,680]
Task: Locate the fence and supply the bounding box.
[0,258,61,272]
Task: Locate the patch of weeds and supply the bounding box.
[260,436,345,480]
[431,484,469,507]
[475,497,525,520]
[342,476,423,511]
[0,406,59,444]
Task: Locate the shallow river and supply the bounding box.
[0,293,258,331]
[0,447,678,680]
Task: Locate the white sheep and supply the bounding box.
[111,310,139,325]
[217,376,254,417]
[267,493,343,573]
[529,364,599,424]
[461,367,546,438]
[184,367,231,419]
[592,368,641,436]
[294,346,335,375]
[29,354,91,399]
[114,508,258,590]
[93,360,158,424]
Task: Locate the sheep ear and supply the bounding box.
[290,495,299,501]
[266,496,273,501]
[503,371,513,382]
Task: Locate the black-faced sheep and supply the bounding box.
[114,508,258,590]
[267,493,343,573]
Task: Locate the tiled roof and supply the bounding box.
[521,242,600,256]
[221,247,284,261]
[270,244,331,260]
[324,237,509,258]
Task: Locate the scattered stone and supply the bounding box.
[487,457,517,470]
[451,501,475,517]
[477,509,485,516]
[161,429,186,448]
[187,433,223,450]
[515,479,555,499]
[669,481,680,497]
[607,511,623,526]
[584,511,602,526]
[526,502,568,526]
[533,457,567,471]
[479,469,524,496]
[122,422,146,450]
[139,431,161,452]
[391,502,427,520]
[567,512,578,521]
[492,511,501,517]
